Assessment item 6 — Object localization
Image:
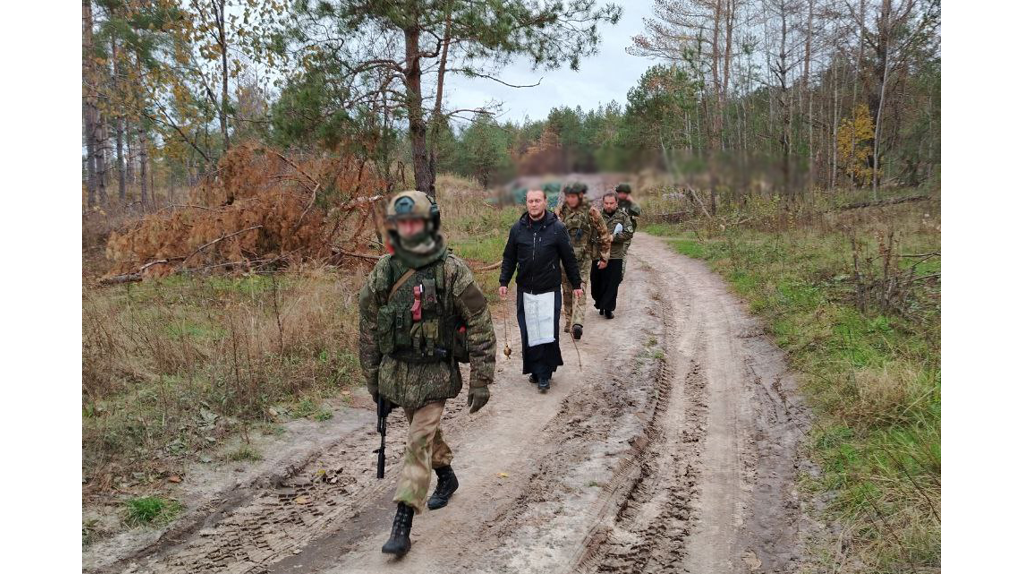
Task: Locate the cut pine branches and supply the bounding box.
[103,144,387,282]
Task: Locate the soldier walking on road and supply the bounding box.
[359,191,496,557]
[554,182,611,340]
[615,183,642,279]
[499,189,584,393]
[591,192,634,319]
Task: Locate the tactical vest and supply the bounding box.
[376,255,470,365]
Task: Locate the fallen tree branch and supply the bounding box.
[98,259,171,285]
[181,225,263,266]
[473,261,502,272]
[838,194,930,211]
[333,248,383,262]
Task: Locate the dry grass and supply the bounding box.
[82,266,368,489]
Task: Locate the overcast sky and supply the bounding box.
[443,1,655,125]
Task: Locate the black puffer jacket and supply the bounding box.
[499,210,582,294]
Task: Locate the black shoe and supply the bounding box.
[381,503,414,557]
[538,377,550,393]
[605,310,614,319]
[427,466,459,510]
[572,324,583,340]
[529,374,538,384]
[599,308,604,315]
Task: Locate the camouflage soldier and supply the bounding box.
[359,190,496,557]
[591,193,634,319]
[554,182,611,340]
[615,183,642,279]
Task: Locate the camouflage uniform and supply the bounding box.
[617,192,642,279]
[359,208,495,517]
[554,188,611,333]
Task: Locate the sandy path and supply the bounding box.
[95,233,811,574]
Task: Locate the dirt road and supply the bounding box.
[96,233,812,574]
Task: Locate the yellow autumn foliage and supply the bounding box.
[836,103,875,186]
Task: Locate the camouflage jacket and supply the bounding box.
[618,198,642,253]
[358,241,496,410]
[602,208,635,260]
[554,198,611,267]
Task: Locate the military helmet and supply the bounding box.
[615,182,632,194]
[565,182,588,195]
[387,190,441,230]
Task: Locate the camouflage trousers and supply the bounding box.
[561,268,588,331]
[393,400,453,514]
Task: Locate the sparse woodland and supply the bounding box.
[82,1,939,571]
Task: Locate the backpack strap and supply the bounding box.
[388,268,417,302]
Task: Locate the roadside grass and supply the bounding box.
[646,193,940,572]
[123,496,183,528]
[83,269,366,493]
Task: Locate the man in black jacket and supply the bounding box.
[499,189,583,393]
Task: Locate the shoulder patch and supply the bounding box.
[459,283,487,314]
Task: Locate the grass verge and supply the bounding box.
[647,194,940,572]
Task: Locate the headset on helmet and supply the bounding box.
[387,190,441,231]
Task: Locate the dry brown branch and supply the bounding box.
[180,225,263,266]
[838,194,929,211]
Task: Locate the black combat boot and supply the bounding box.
[572,324,583,340]
[381,503,414,557]
[427,465,459,510]
[605,310,614,320]
[529,373,538,384]
[538,377,550,393]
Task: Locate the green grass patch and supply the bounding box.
[123,496,183,527]
[228,444,263,462]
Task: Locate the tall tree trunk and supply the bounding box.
[216,0,231,153]
[83,0,97,208]
[722,0,735,152]
[710,0,724,152]
[116,116,126,202]
[831,62,839,189]
[872,0,893,199]
[404,20,433,197]
[804,0,814,190]
[96,111,109,206]
[139,125,149,207]
[126,125,134,190]
[427,5,452,194]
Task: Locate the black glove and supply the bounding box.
[467,386,489,413]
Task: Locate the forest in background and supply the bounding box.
[83,0,939,213]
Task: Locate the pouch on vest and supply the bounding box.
[421,277,438,313]
[395,308,413,349]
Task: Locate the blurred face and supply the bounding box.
[565,193,581,208]
[617,191,629,203]
[396,218,426,238]
[603,195,618,213]
[526,190,546,219]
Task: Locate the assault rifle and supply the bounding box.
[375,395,394,479]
